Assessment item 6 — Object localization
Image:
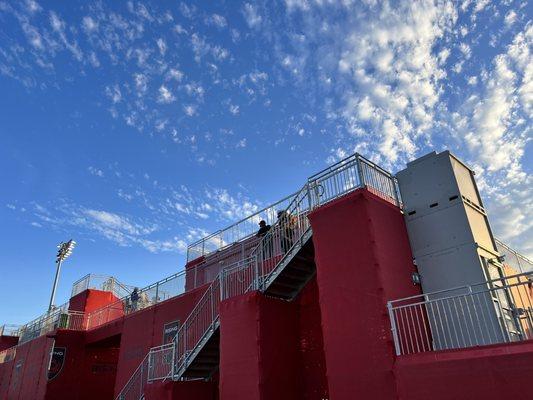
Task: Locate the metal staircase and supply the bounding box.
[115,153,401,399]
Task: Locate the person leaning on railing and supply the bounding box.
[256,220,272,259]
[130,287,139,312]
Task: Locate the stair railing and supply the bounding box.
[115,352,149,400]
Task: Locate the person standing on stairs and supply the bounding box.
[256,220,272,259]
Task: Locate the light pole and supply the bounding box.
[48,239,76,312]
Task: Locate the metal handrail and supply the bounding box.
[115,352,150,400]
[71,274,134,298]
[387,271,533,355]
[186,192,298,262]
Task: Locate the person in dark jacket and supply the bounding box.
[130,287,139,311]
[277,211,293,254]
[256,220,272,259]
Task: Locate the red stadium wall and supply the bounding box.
[308,189,421,400]
[4,335,52,400]
[219,291,300,400]
[113,284,210,397]
[144,380,218,400]
[0,337,18,352]
[0,359,14,399]
[69,289,121,314]
[395,340,533,399]
[218,278,328,400]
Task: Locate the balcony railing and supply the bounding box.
[0,324,20,337]
[387,272,533,355]
[186,192,297,262]
[17,307,86,344]
[71,274,134,298]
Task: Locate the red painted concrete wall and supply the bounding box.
[113,284,209,397]
[45,330,85,400]
[296,279,329,400]
[0,337,18,352]
[219,291,300,400]
[69,289,121,314]
[0,359,14,399]
[308,189,421,400]
[5,335,52,400]
[395,340,533,400]
[144,380,218,400]
[78,343,120,400]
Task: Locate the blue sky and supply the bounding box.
[0,0,531,325]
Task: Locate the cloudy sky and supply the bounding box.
[0,0,531,324]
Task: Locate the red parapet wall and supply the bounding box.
[0,336,18,352]
[308,188,421,400]
[3,335,52,400]
[395,340,533,400]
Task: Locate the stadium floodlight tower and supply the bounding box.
[48,239,76,312]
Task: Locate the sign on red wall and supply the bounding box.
[48,347,66,381]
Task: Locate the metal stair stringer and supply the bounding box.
[172,227,316,382]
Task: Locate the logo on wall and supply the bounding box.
[163,320,180,345]
[163,320,179,365]
[48,347,66,381]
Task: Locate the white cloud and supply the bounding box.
[242,3,262,29]
[464,25,532,174]
[206,14,227,28]
[105,85,122,103]
[229,104,240,115]
[184,105,197,116]
[134,73,148,95]
[167,68,184,82]
[88,166,104,177]
[158,85,175,103]
[156,38,166,56]
[504,10,517,28]
[82,16,98,33]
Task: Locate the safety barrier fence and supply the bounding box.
[187,192,297,262]
[0,346,16,363]
[496,239,533,274]
[0,324,20,337]
[84,258,223,332]
[115,152,402,399]
[0,309,87,364]
[388,272,533,355]
[117,353,150,400]
[17,304,86,344]
[71,274,135,299]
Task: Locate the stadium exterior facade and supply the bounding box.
[1,150,532,400]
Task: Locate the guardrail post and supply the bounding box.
[171,339,176,379]
[220,273,225,301]
[387,301,401,356]
[356,154,365,188]
[139,359,144,398]
[253,256,259,290]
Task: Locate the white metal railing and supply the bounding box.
[71,274,134,298]
[0,346,16,363]
[116,353,150,400]
[0,324,20,337]
[85,260,216,332]
[186,192,297,262]
[147,342,175,382]
[17,306,86,344]
[496,239,533,274]
[388,272,533,355]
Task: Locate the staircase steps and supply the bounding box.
[180,327,220,380]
